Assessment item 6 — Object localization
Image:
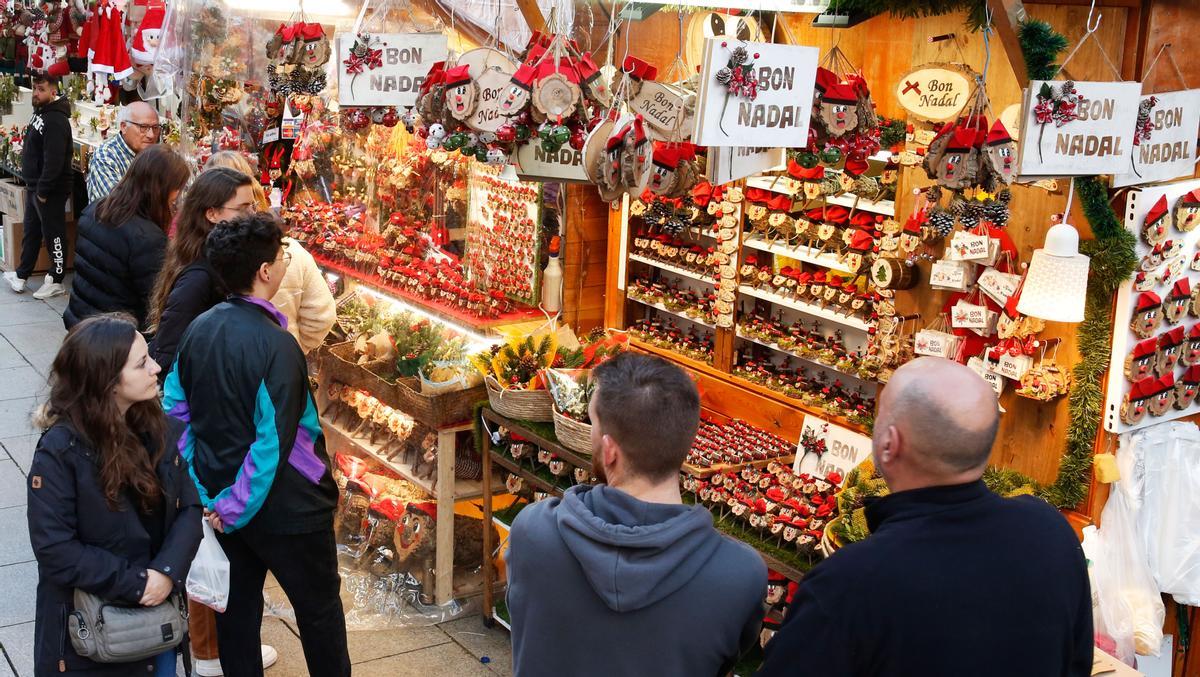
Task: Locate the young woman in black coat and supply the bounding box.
[27,313,203,675]
[147,166,257,377]
[64,145,192,331]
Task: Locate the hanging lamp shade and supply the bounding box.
[1016,221,1090,323]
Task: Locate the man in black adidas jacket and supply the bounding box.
[5,74,73,298]
[163,213,348,677]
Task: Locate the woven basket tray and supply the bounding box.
[485,375,553,422]
[323,343,486,428]
[552,408,592,456]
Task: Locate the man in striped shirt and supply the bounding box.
[85,101,160,203]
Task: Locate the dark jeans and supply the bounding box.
[16,191,68,282]
[213,527,350,677]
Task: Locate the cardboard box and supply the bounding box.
[0,179,72,218]
[0,213,77,274]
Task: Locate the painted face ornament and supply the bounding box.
[1148,374,1177,417]
[1142,195,1170,246]
[1164,277,1191,324]
[443,64,476,121]
[649,144,682,196]
[1183,325,1200,367]
[1120,377,1154,425]
[1131,292,1163,339]
[1124,337,1159,382]
[1156,326,1186,376]
[1175,189,1200,233]
[818,83,859,137]
[1175,365,1200,409]
[500,63,535,114]
[984,120,1017,185]
[936,126,981,190]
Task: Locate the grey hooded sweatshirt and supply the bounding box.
[507,484,767,676]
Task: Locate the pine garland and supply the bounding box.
[1018,19,1069,81]
[829,0,989,28]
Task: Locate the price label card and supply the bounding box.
[952,301,989,329]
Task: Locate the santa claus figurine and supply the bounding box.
[78,0,133,104]
[123,2,164,95]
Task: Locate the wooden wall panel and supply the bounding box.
[563,184,612,334]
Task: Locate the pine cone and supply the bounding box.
[928,209,955,237]
[716,68,733,85]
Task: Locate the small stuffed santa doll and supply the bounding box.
[123,2,164,93]
[79,0,132,104]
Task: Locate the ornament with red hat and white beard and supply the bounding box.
[934,124,982,190]
[1147,373,1177,416]
[1182,324,1200,367]
[1142,195,1171,246]
[1121,377,1155,425]
[122,2,164,94]
[443,64,476,121]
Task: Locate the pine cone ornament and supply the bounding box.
[716,68,733,85]
[984,201,1009,228]
[928,209,955,237]
[948,197,968,217]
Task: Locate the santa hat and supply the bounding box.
[985,120,1013,146]
[848,229,875,253]
[1151,373,1176,396]
[1182,365,1200,385]
[787,160,825,182]
[946,125,978,152]
[1171,277,1191,301]
[444,64,472,89]
[1180,189,1200,208]
[1160,325,1186,348]
[1131,377,1156,401]
[299,22,325,41]
[1146,195,1170,229]
[843,156,869,177]
[652,144,682,170]
[902,217,923,235]
[812,271,828,285]
[814,67,838,94]
[1131,337,1158,359]
[1136,292,1162,313]
[576,52,601,84]
[509,63,536,91]
[369,497,406,522]
[822,82,858,105]
[419,62,447,95]
[622,56,658,81]
[130,4,165,64]
[1190,324,1200,340]
[407,501,437,521]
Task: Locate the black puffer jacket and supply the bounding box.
[27,418,202,676]
[64,204,167,331]
[148,260,226,379]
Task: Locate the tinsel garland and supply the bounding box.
[827,0,989,28]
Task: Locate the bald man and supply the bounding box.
[758,358,1092,677]
[86,101,161,203]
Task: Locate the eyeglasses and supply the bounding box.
[277,251,292,266]
[221,202,256,216]
[126,120,163,135]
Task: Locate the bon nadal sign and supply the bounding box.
[693,39,818,148]
[515,143,589,182]
[793,416,873,482]
[1017,79,1143,177]
[336,33,449,108]
[894,64,973,122]
[1112,88,1200,188]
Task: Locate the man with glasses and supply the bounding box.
[85,101,160,203]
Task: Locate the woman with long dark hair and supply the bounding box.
[27,313,203,675]
[64,145,191,330]
[147,167,256,376]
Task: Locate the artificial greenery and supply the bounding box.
[1018,19,1070,81]
[828,0,989,29]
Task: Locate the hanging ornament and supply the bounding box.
[819,145,842,165]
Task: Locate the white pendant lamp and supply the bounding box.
[1017,179,1091,323]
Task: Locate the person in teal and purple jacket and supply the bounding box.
[162,213,347,677]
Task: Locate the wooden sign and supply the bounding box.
[630,81,694,141]
[335,33,449,108]
[999,103,1022,141]
[894,64,973,122]
[693,38,818,148]
[793,416,872,482]
[1112,88,1200,188]
[706,145,785,185]
[1017,80,1142,177]
[457,48,518,133]
[515,143,589,183]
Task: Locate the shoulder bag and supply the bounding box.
[67,589,188,663]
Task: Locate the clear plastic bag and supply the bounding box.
[1091,480,1164,663]
[186,520,231,613]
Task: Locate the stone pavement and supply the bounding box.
[0,278,513,676]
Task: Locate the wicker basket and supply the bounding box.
[322,342,397,391]
[322,343,486,428]
[485,375,554,422]
[552,408,593,456]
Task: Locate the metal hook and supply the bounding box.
[1085,0,1101,33]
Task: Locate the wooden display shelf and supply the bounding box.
[680,454,796,479]
[313,256,543,333]
[322,415,483,501]
[735,330,875,384]
[729,372,871,435]
[738,285,873,331]
[741,234,856,274]
[628,337,717,373]
[744,174,896,216]
[628,253,717,285]
[482,408,592,470]
[626,295,717,329]
[490,450,566,496]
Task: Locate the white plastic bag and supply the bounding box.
[186,520,230,612]
[1091,480,1164,663]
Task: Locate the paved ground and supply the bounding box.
[0,278,513,676]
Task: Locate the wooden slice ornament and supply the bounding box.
[1143,195,1171,245]
[1183,325,1200,367]
[894,63,973,123]
[1124,337,1158,382]
[532,69,581,119]
[443,64,477,122]
[1121,378,1154,425]
[1174,189,1200,233]
[871,257,918,290]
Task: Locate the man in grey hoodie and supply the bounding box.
[507,352,767,676]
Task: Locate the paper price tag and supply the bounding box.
[968,357,1006,396]
[930,260,972,291]
[262,127,280,144]
[996,353,1034,380]
[948,231,991,261]
[952,301,989,329]
[915,329,958,358]
[978,268,1021,306]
